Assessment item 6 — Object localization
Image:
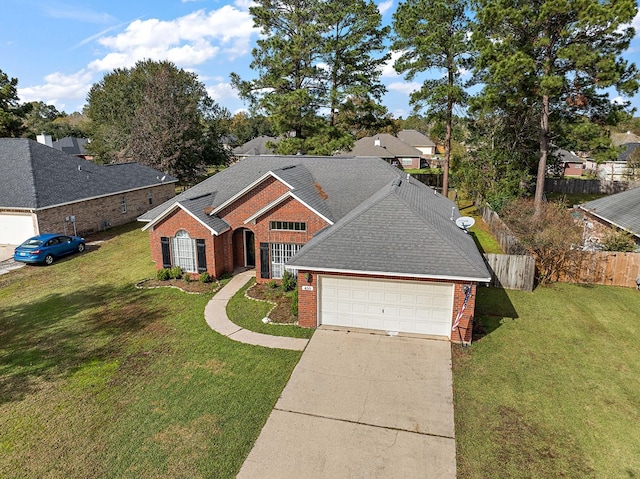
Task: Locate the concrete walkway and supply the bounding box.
[204,269,309,351]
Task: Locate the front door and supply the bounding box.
[244,230,255,267]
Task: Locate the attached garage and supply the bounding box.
[319,276,454,337]
[0,212,37,245]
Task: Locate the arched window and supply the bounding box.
[171,230,196,273]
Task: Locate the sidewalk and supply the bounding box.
[204,270,309,351]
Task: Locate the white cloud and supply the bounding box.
[90,7,258,72]
[378,0,394,15]
[611,96,627,105]
[234,0,256,10]
[387,81,421,95]
[380,51,404,78]
[18,70,94,110]
[207,82,239,102]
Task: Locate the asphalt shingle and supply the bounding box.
[581,186,640,237]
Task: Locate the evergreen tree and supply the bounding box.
[0,69,28,137]
[473,0,639,213]
[392,0,472,198]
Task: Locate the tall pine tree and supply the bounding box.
[392,0,471,198]
[473,0,639,213]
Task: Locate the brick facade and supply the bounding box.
[37,184,175,236]
[296,270,477,344]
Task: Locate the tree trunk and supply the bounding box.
[535,93,550,216]
[443,108,451,199]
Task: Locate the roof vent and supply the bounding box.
[281,165,297,171]
[392,178,402,187]
[374,137,381,147]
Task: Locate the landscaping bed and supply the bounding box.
[137,277,222,294]
[246,282,296,323]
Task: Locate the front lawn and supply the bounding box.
[454,283,640,478]
[0,224,301,478]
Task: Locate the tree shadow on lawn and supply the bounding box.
[472,286,519,341]
[0,284,164,405]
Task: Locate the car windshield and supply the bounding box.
[22,239,43,247]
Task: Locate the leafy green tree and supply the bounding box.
[473,0,639,214]
[86,60,229,183]
[320,0,389,127]
[227,112,275,146]
[392,0,472,198]
[0,69,28,137]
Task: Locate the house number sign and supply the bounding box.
[302,285,314,291]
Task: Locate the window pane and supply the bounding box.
[270,243,302,279]
[171,232,197,273]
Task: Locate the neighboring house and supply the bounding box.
[232,136,279,158]
[579,186,640,248]
[0,138,177,244]
[138,155,491,343]
[348,134,425,169]
[550,148,586,177]
[396,129,436,156]
[584,142,640,181]
[52,137,93,160]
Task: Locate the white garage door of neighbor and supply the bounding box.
[0,214,37,245]
[319,276,454,337]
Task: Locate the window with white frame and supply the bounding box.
[171,230,197,273]
[270,243,302,279]
[401,158,413,166]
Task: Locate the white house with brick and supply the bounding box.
[138,155,490,343]
[0,138,177,244]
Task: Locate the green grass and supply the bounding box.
[0,224,301,478]
[405,168,441,174]
[227,279,314,339]
[454,283,640,478]
[458,200,503,254]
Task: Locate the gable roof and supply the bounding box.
[618,142,640,163]
[0,138,178,210]
[287,175,491,281]
[580,187,640,238]
[349,134,423,158]
[139,156,404,228]
[232,136,279,156]
[396,129,436,148]
[52,137,90,156]
[553,148,585,164]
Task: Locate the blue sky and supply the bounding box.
[2,0,640,119]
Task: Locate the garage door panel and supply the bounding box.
[0,214,37,245]
[320,276,453,337]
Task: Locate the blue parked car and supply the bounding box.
[14,233,86,265]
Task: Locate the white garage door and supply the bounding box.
[0,213,37,245]
[319,276,454,337]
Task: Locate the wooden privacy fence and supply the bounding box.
[544,178,633,195]
[479,206,527,255]
[484,254,536,292]
[559,252,640,288]
[411,173,443,189]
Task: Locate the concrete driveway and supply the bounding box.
[238,328,456,478]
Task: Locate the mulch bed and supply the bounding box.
[246,283,297,323]
[136,278,220,294]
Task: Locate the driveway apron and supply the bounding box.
[237,328,456,478]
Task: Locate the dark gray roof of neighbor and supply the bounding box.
[52,137,90,156]
[139,156,404,224]
[553,148,585,164]
[397,129,436,147]
[580,186,640,237]
[287,175,491,281]
[349,134,423,158]
[0,138,178,210]
[618,142,640,163]
[232,136,279,156]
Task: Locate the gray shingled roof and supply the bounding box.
[348,134,423,158]
[139,156,403,224]
[52,137,89,156]
[396,129,436,147]
[618,143,640,163]
[287,175,491,281]
[1,138,177,209]
[580,186,640,237]
[232,136,279,156]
